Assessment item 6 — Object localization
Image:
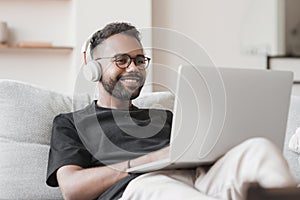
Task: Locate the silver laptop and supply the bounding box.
[127,65,293,173]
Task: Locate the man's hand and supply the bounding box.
[130,146,170,168]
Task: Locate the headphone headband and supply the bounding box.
[81,29,101,64]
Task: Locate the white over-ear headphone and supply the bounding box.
[81,31,102,82]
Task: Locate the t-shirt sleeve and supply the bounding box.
[46,114,92,187]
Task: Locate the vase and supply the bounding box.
[0,21,8,44]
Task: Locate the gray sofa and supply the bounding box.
[284,95,300,183]
[0,79,299,199]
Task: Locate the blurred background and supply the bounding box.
[0,0,300,95]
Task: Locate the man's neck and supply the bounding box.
[96,96,132,110]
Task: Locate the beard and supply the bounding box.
[102,73,144,100]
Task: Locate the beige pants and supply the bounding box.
[120,138,297,200]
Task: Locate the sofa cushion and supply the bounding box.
[0,79,91,199]
[133,91,174,111]
[0,79,91,145]
[284,95,300,183]
[0,79,174,199]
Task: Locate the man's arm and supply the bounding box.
[57,161,128,200]
[57,146,169,200]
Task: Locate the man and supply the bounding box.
[46,22,296,200]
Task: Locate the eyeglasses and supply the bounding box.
[95,53,151,70]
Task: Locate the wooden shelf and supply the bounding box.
[0,0,72,1]
[0,44,73,52]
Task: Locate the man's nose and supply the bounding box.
[125,60,139,72]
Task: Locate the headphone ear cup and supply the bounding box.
[83,60,102,82]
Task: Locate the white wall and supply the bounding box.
[0,0,152,94]
[152,0,281,91]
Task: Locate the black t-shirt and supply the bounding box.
[46,100,172,199]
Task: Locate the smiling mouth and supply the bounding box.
[122,78,139,82]
[119,74,142,83]
[119,75,143,90]
[120,78,140,88]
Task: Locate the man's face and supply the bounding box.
[93,34,146,100]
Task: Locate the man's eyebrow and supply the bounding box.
[112,53,146,58]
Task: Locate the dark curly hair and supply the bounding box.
[90,22,141,56]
